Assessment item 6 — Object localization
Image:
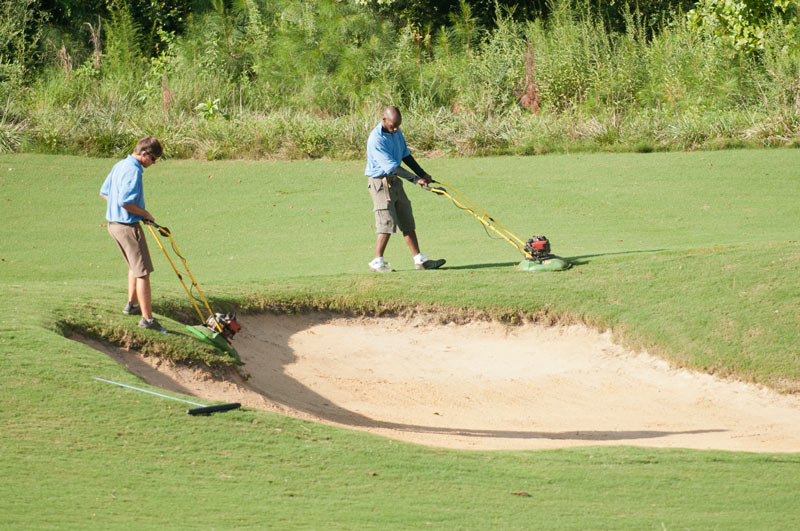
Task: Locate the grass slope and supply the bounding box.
[1,150,799,528]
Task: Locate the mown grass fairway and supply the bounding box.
[1,150,799,528]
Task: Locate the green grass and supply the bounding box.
[1,150,799,528]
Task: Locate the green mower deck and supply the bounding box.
[186,324,241,363]
[517,256,570,272]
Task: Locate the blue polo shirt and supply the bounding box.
[100,155,145,223]
[365,123,411,178]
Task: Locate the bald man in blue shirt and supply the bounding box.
[365,106,445,273]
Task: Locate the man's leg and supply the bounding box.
[404,230,446,270]
[127,270,138,305]
[369,233,396,272]
[375,233,391,258]
[402,231,421,256]
[136,273,153,320]
[392,184,424,260]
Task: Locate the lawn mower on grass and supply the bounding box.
[424,181,570,271]
[144,220,241,361]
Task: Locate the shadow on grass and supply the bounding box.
[442,261,519,270]
[440,249,666,271]
[564,249,666,266]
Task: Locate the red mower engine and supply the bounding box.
[524,235,552,261]
[206,312,242,340]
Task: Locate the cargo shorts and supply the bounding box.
[367,176,416,234]
[108,221,154,277]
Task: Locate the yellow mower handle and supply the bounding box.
[422,184,447,194]
[143,220,225,334]
[423,180,533,260]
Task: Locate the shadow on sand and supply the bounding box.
[76,312,724,445]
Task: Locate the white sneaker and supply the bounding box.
[369,257,394,273]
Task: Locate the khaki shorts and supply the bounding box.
[368,177,415,234]
[108,222,154,277]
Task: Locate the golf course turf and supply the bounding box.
[1,149,799,528]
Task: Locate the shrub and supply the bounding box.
[10,0,800,158]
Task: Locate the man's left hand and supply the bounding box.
[417,174,432,187]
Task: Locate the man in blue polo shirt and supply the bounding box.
[365,106,445,273]
[100,136,165,331]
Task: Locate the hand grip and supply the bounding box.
[143,219,170,236]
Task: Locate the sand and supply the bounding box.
[79,312,800,452]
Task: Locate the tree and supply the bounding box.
[0,0,47,89]
[688,0,799,51]
[348,0,547,30]
[40,0,192,57]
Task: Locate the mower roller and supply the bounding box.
[144,220,241,361]
[425,181,570,271]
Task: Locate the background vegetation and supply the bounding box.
[2,0,799,159]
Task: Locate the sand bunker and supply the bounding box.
[83,313,800,452]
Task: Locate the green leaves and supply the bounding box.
[103,0,143,80]
[688,0,799,52]
[0,0,48,88]
[195,98,222,120]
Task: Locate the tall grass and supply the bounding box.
[10,0,800,158]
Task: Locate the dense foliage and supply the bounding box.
[2,0,799,158]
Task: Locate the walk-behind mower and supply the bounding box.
[144,221,241,361]
[424,181,570,271]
